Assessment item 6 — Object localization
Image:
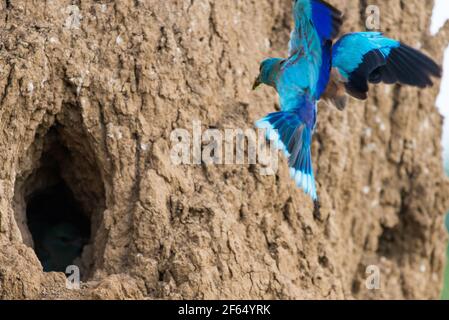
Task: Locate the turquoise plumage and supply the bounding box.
[253,0,342,200]
[327,32,441,102]
[332,32,398,79]
[254,0,441,201]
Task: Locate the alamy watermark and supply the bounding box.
[170,121,279,175]
[366,5,381,30]
[66,265,80,290]
[365,265,381,290]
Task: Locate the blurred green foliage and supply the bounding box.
[443,158,449,300]
[443,241,449,300]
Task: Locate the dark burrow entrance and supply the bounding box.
[14,112,106,278]
[26,181,90,272]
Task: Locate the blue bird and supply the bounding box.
[254,1,441,201]
[323,32,442,109]
[253,0,342,200]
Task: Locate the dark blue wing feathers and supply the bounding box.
[316,40,333,98]
[289,0,342,56]
[345,49,387,99]
[374,44,442,87]
[332,32,441,99]
[310,0,343,42]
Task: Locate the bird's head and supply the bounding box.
[253,58,284,90]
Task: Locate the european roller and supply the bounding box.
[253,0,342,201]
[253,0,441,201]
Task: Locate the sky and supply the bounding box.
[431,0,449,167]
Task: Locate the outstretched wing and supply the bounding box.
[288,0,342,56]
[332,32,441,100]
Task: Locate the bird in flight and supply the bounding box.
[253,0,441,201]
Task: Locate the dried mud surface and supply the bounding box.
[0,0,449,299]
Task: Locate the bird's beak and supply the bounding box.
[252,76,261,90]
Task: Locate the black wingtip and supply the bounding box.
[399,43,442,77]
[375,43,442,88]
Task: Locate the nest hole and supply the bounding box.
[27,181,90,272]
[14,122,106,279]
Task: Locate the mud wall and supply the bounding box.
[0,0,449,299]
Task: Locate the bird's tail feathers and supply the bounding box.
[256,111,317,200]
